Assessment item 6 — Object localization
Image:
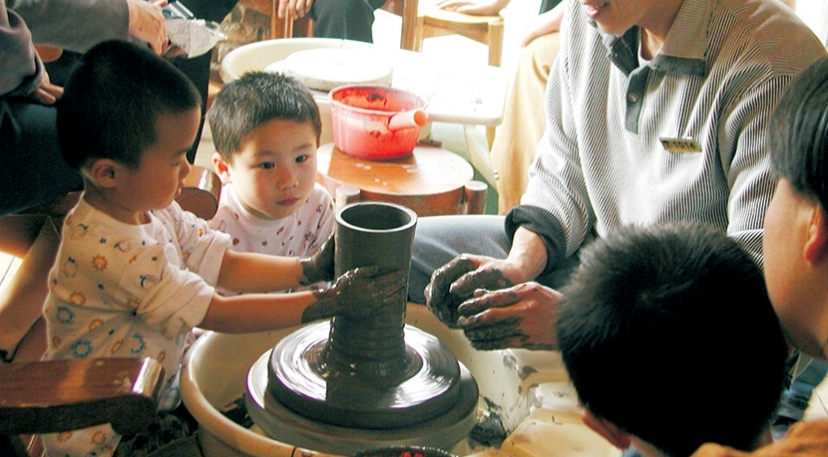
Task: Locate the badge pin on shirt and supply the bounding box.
[660,137,703,153]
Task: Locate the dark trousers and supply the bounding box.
[309,0,388,43]
[0,100,82,216]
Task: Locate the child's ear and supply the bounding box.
[212,152,232,185]
[86,159,121,189]
[580,408,632,450]
[804,204,828,263]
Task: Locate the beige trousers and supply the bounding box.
[490,32,560,214]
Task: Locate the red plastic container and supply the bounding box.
[329,85,429,160]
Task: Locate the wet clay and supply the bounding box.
[249,202,478,453]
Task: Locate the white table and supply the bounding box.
[220,38,509,129]
[220,38,506,211]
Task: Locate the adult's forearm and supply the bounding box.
[217,250,305,294]
[0,5,42,96]
[9,0,129,52]
[505,227,549,283]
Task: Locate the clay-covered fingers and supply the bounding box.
[335,267,407,316]
[424,255,479,327]
[455,282,561,351]
[449,263,514,298]
[299,234,334,284]
[461,315,526,351]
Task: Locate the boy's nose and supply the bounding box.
[277,168,299,189]
[180,159,192,179]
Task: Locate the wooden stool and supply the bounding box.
[414,7,504,67]
[316,143,488,216]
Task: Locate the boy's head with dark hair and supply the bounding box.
[57,39,202,171]
[557,223,788,457]
[57,40,203,221]
[207,72,324,221]
[768,56,828,213]
[765,56,828,360]
[207,71,322,160]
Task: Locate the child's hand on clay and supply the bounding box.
[301,266,407,322]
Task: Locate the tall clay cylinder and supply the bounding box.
[325,202,418,384]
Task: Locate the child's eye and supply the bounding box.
[296,155,309,164]
[259,162,275,170]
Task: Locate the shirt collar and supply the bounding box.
[596,0,710,77]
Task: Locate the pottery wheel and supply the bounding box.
[278,48,394,92]
[265,321,472,428]
[246,346,478,455]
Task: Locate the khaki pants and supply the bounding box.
[490,32,560,214]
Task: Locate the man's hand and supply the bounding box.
[298,234,334,285]
[278,0,314,19]
[28,69,63,105]
[302,267,407,322]
[35,45,62,62]
[127,0,169,54]
[456,282,561,351]
[424,254,521,328]
[436,0,509,16]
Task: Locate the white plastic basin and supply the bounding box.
[181,303,620,457]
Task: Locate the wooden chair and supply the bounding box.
[414,6,504,67]
[0,164,218,456]
[0,357,164,457]
[269,0,419,51]
[178,165,222,220]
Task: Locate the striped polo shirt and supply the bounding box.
[507,0,827,274]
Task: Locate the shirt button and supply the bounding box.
[628,93,639,103]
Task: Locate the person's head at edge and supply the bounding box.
[765,56,828,361]
[558,223,788,457]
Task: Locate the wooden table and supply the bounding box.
[316,143,487,216]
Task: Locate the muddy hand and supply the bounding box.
[424,254,514,328]
[299,234,334,284]
[455,282,561,351]
[303,266,406,322]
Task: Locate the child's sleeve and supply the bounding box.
[119,242,218,339]
[169,202,231,286]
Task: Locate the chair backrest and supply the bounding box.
[0,357,164,457]
[177,165,222,220]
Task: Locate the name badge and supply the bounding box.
[660,137,702,153]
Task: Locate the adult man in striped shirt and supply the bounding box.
[410,0,827,350]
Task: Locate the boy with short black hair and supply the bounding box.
[207,71,334,265]
[45,39,405,457]
[557,223,789,457]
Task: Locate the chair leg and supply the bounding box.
[487,20,504,67]
[400,0,419,50]
[414,14,426,52]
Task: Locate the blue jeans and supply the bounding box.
[772,353,828,439]
[309,0,388,43]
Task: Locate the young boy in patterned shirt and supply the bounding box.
[42,39,405,457]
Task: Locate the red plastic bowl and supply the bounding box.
[329,85,429,160]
